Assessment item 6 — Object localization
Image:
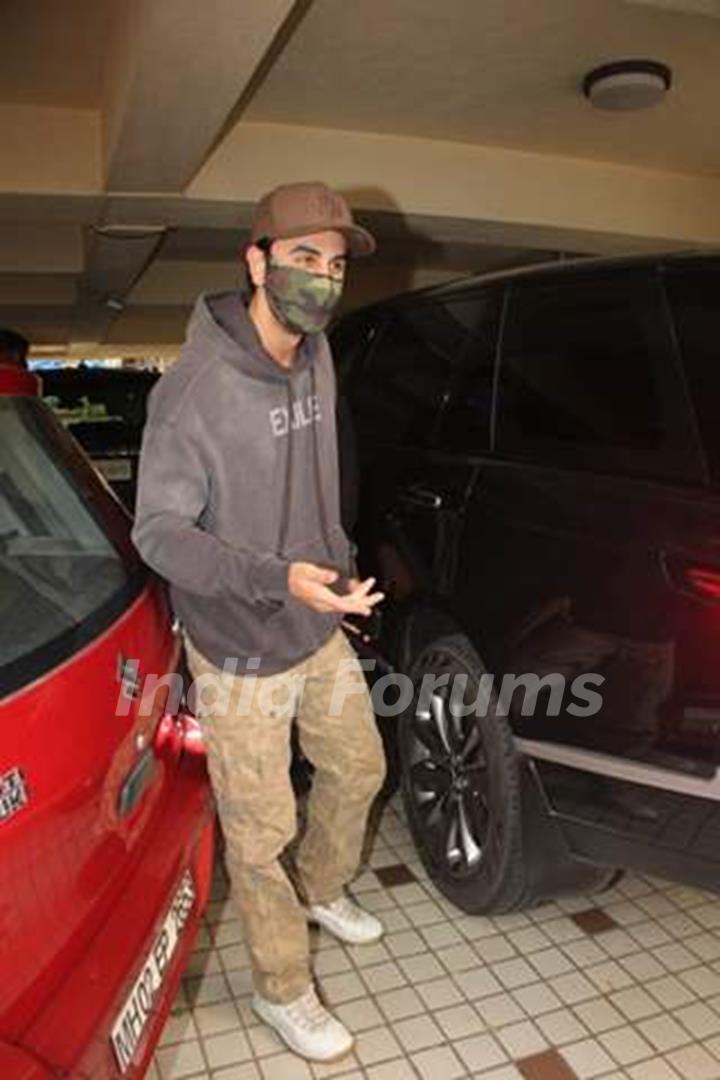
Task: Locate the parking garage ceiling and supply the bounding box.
[1,0,719,354]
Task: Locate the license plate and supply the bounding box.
[96,457,132,481]
[110,870,196,1073]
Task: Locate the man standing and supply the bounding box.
[132,182,386,1062]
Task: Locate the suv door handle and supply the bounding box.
[398,484,444,511]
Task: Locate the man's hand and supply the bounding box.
[288,562,384,616]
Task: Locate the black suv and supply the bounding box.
[332,251,720,914]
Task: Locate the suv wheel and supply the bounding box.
[400,633,529,913]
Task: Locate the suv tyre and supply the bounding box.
[400,633,529,913]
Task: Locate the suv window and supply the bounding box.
[330,315,379,391]
[348,301,467,448]
[497,273,685,475]
[436,289,503,454]
[0,398,141,695]
[665,268,720,484]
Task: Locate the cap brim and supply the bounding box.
[341,224,376,257]
[245,222,376,258]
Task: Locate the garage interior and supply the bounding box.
[3,2,720,1079]
[2,0,720,363]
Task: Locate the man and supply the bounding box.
[132,182,386,1062]
[0,328,29,369]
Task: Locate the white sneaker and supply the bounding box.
[308,893,384,945]
[252,984,354,1062]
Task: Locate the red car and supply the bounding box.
[0,364,215,1078]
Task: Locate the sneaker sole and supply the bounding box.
[307,915,384,946]
[251,1001,356,1063]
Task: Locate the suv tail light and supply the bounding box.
[664,554,720,603]
[684,567,720,601]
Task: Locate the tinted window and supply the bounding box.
[498,275,668,463]
[436,289,503,453]
[329,315,378,390]
[0,398,139,694]
[666,268,720,483]
[349,302,467,447]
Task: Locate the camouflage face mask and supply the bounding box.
[263,259,344,335]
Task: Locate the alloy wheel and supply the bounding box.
[406,679,490,878]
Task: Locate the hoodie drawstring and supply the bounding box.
[276,380,293,557]
[310,363,335,563]
[277,365,334,566]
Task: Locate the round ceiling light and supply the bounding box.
[583,60,673,110]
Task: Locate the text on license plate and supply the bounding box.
[110,869,195,1073]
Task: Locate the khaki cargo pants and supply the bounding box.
[182,625,386,1003]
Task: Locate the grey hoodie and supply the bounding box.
[131,289,354,675]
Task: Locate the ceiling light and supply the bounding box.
[583,60,673,110]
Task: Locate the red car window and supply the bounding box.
[0,397,146,696]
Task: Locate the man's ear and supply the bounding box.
[245,243,268,289]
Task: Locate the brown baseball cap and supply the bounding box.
[248,181,376,257]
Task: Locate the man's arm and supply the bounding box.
[131,417,289,604]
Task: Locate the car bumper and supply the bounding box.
[17,749,216,1079]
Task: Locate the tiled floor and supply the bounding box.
[150,794,720,1080]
